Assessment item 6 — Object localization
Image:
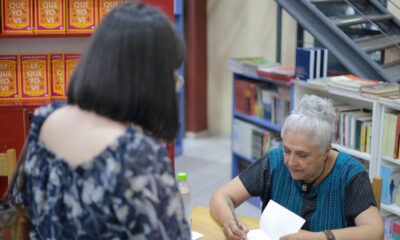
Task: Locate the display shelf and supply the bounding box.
[234,72,292,87]
[332,143,371,162]
[0,33,91,39]
[382,156,400,165]
[231,69,292,209]
[382,203,400,216]
[232,151,257,165]
[233,112,282,132]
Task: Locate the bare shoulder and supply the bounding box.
[40,105,128,166]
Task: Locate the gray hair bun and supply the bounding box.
[293,94,336,123]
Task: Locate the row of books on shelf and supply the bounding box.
[0,0,125,34]
[304,74,400,101]
[234,78,290,126]
[334,105,372,154]
[0,53,80,100]
[382,112,400,159]
[295,47,328,81]
[228,47,329,85]
[228,57,295,84]
[232,118,282,160]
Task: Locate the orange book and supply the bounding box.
[50,53,65,99]
[20,54,50,100]
[64,53,80,91]
[97,0,124,24]
[0,55,20,100]
[1,0,33,34]
[34,0,66,33]
[66,0,96,33]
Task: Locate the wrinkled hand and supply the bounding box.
[280,231,323,240]
[223,218,249,240]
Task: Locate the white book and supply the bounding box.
[247,200,305,240]
[314,48,321,79]
[322,48,328,78]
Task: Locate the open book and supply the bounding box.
[247,200,305,240]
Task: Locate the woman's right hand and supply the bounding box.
[223,218,249,240]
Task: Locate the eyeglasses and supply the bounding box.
[175,71,184,92]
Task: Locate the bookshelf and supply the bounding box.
[293,80,381,180]
[231,72,292,207]
[293,79,400,224]
[377,100,400,218]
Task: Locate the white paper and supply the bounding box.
[191,231,203,240]
[247,229,270,240]
[247,200,305,240]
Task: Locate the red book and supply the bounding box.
[257,66,295,82]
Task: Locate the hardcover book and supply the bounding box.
[360,82,399,94]
[256,66,295,83]
[229,57,278,77]
[0,55,19,100]
[295,48,315,81]
[35,0,65,33]
[328,74,380,91]
[20,54,50,100]
[381,163,400,205]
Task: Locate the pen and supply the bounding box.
[225,195,243,230]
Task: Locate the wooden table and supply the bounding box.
[191,206,259,240]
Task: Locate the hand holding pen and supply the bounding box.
[224,195,248,240]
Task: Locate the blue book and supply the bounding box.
[295,48,315,81]
[381,163,400,205]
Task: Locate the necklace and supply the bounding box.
[301,157,328,192]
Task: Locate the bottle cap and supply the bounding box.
[177,172,187,181]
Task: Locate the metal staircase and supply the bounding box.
[276,0,400,83]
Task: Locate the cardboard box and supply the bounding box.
[20,54,50,100]
[50,53,65,99]
[34,0,66,33]
[1,0,33,34]
[0,55,19,100]
[66,0,96,33]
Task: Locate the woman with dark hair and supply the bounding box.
[11,2,190,239]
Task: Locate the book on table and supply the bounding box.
[246,200,305,240]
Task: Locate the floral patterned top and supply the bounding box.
[11,102,191,240]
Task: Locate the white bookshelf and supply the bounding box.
[294,80,381,179]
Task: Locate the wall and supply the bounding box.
[207,0,296,135]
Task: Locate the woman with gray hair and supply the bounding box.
[210,94,383,240]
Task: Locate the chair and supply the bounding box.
[372,176,382,210]
[0,149,17,184]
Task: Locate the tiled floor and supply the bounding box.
[175,134,261,220]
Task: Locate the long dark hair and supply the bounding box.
[68,2,185,141]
